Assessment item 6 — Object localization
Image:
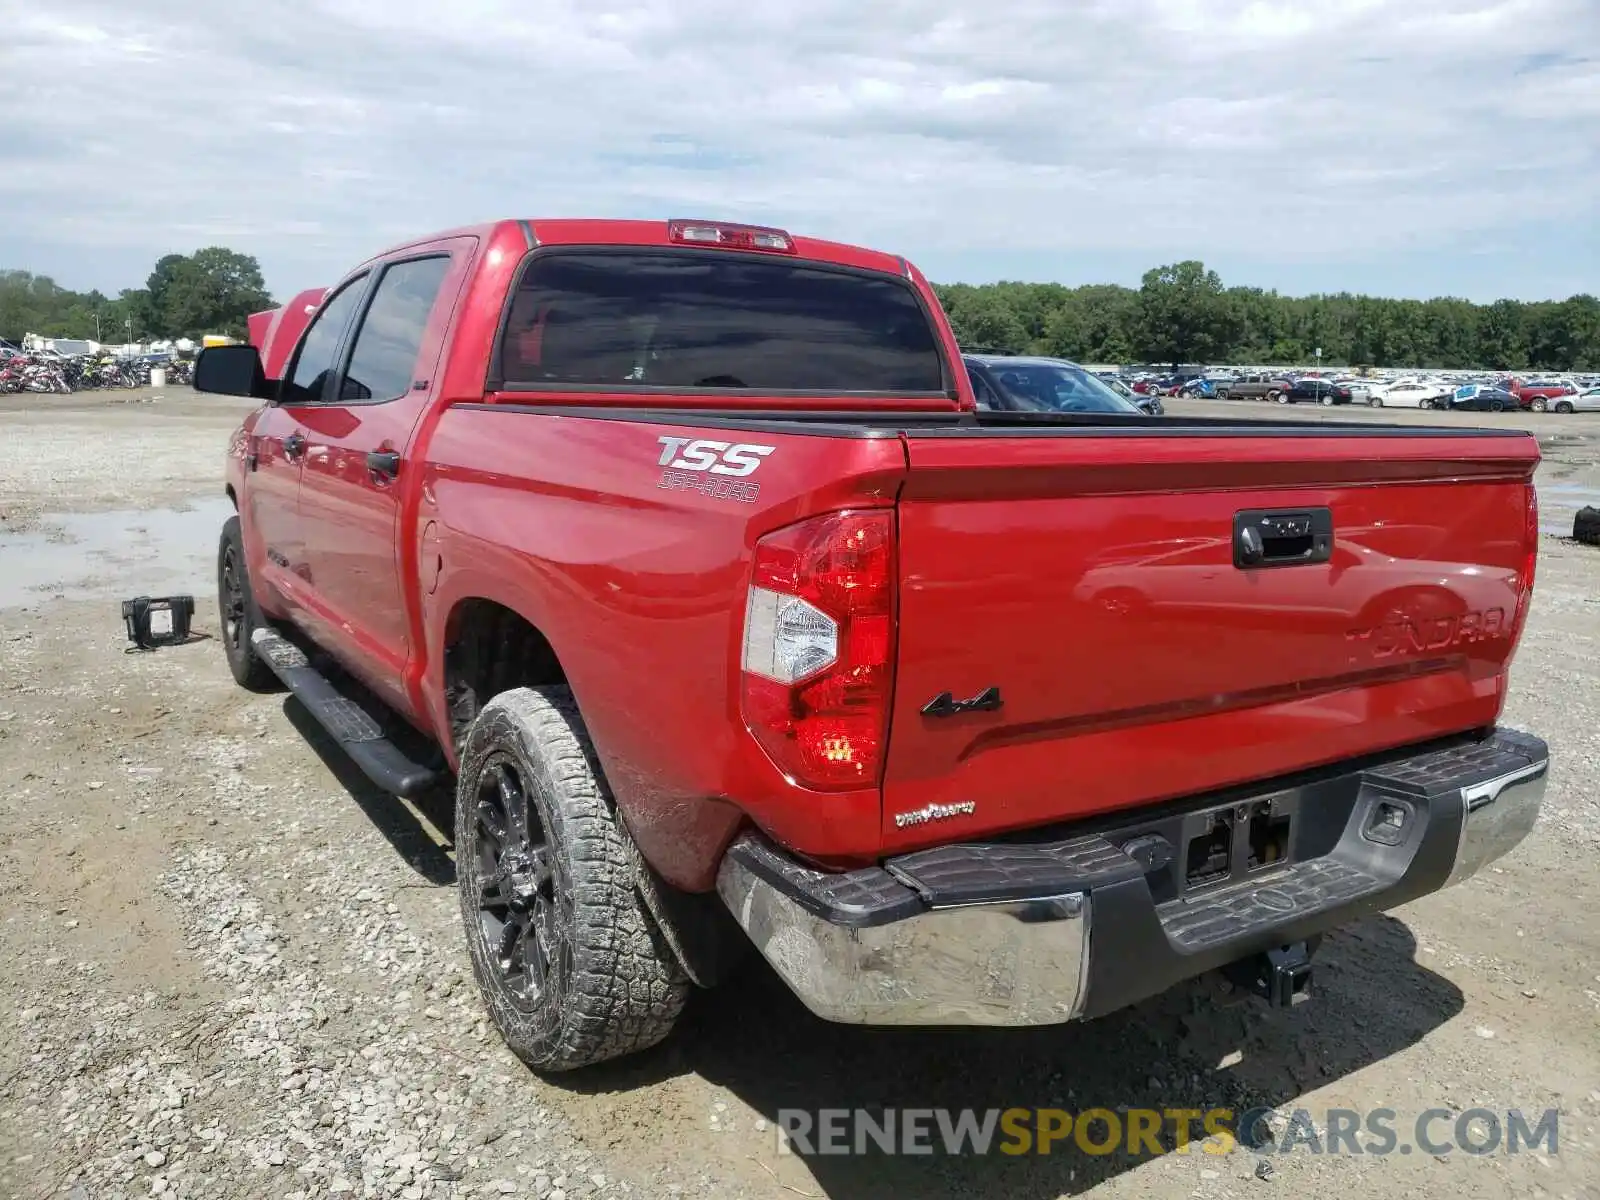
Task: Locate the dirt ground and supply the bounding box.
[1,390,1597,1200]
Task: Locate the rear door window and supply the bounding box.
[339,256,451,402]
[499,250,945,394]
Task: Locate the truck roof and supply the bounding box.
[364,218,913,278]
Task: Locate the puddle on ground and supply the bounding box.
[0,497,234,609]
[1535,478,1600,538]
[1538,483,1600,498]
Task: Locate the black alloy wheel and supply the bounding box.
[217,515,277,691]
[471,756,572,1012]
[220,545,249,655]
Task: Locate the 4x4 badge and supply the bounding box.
[921,687,1002,718]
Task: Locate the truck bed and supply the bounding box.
[450,400,1538,863]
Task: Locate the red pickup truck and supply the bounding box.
[1500,377,1578,411]
[196,217,1549,1073]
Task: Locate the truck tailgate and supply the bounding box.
[882,427,1539,849]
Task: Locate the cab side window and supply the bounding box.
[281,277,368,406]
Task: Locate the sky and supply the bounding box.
[1,0,1597,304]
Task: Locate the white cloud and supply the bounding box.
[0,0,1595,298]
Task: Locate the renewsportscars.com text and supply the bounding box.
[775,1107,1560,1158]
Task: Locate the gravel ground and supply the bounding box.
[1,390,1597,1200]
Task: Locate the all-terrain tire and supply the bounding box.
[217,515,279,692]
[456,686,689,1072]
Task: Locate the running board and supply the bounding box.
[250,627,440,798]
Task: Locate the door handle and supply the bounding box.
[283,432,306,460]
[366,450,401,480]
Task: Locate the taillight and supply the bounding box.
[1524,481,1539,593]
[741,511,895,791]
[1511,481,1539,654]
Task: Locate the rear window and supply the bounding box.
[498,251,945,394]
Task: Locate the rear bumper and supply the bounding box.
[716,728,1547,1026]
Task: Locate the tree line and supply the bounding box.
[935,261,1600,371]
[5,248,1596,371]
[0,247,272,345]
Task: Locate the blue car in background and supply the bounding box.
[1176,378,1217,399]
[1452,384,1516,412]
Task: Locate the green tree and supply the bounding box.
[144,247,273,340]
[1,251,270,344]
[1135,261,1240,366]
[1477,299,1528,370]
[1526,295,1600,371]
[934,284,1029,352]
[1041,285,1138,362]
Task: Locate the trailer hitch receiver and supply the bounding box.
[1226,941,1314,1008]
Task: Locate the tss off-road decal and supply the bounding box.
[656,436,775,503]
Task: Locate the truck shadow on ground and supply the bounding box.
[283,716,1468,1196]
[283,698,457,885]
[573,914,1463,1199]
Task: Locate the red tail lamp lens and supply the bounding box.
[741,511,895,791]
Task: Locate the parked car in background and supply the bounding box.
[1367,379,1452,409]
[1332,376,1371,403]
[1452,385,1519,412]
[1216,373,1291,401]
[1102,374,1163,415]
[1502,377,1577,410]
[1280,378,1353,405]
[965,355,1149,415]
[1523,390,1587,419]
[1137,370,1207,397]
[1531,386,1600,414]
[1176,378,1217,399]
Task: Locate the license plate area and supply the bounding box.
[1178,797,1298,896]
[1107,791,1304,905]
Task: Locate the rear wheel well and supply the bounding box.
[443,599,566,755]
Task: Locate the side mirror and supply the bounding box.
[194,345,271,400]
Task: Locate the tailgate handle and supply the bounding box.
[1234,508,1333,569]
